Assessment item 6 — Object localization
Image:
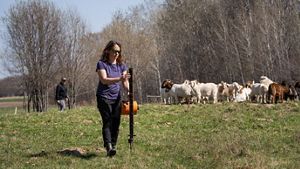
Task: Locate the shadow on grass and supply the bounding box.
[28,150,48,158]
[28,148,98,160]
[57,148,97,159]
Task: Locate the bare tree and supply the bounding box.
[3,0,63,112]
[58,10,93,108]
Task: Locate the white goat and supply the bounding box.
[161,79,194,104]
[160,88,173,104]
[249,81,268,103]
[260,76,274,88]
[234,87,252,102]
[190,80,218,104]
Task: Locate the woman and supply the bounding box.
[96,40,130,157]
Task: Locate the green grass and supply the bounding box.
[0,96,24,102]
[0,102,299,168]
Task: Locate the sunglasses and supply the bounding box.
[111,49,121,54]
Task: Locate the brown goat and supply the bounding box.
[268,83,289,104]
[161,79,173,90]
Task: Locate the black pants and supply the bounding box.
[97,97,121,147]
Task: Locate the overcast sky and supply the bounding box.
[0,0,147,79]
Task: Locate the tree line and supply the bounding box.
[157,0,300,84]
[1,0,300,111]
[100,0,300,103]
[1,0,93,111]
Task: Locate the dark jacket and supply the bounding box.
[55,82,68,100]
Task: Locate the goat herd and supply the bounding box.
[161,76,300,104]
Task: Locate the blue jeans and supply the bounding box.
[57,99,66,111]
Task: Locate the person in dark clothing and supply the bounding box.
[96,40,130,157]
[55,77,68,112]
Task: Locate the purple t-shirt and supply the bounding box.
[96,60,127,100]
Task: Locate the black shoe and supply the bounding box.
[106,143,116,157]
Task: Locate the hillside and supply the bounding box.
[0,102,299,168]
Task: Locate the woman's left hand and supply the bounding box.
[121,73,131,81]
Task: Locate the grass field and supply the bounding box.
[0,96,24,103]
[0,102,299,168]
[0,96,24,108]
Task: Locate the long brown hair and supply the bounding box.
[101,40,123,64]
